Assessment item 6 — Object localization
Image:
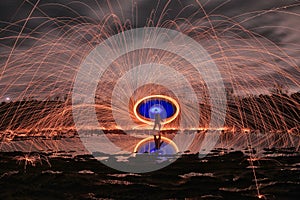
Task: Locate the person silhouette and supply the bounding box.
[153,134,163,150]
[153,112,163,130]
[152,112,163,150]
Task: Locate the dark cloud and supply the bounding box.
[0,0,299,100]
[1,0,299,42]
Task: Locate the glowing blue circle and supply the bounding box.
[149,104,167,119]
[136,141,177,154]
[138,99,176,120]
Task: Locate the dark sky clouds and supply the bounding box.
[0,0,299,100]
[0,0,299,48]
[1,0,299,36]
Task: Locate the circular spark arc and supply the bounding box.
[133,136,179,153]
[133,95,180,125]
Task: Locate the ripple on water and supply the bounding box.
[108,173,141,177]
[78,170,95,174]
[42,170,63,174]
[179,172,214,179]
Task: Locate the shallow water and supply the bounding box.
[0,150,299,200]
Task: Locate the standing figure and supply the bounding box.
[153,113,163,130]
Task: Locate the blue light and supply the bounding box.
[136,141,177,154]
[138,99,176,120]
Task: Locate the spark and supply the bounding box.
[0,0,298,194]
[14,153,51,171]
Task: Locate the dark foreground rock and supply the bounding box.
[0,151,299,200]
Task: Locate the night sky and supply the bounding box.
[0,0,300,101]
